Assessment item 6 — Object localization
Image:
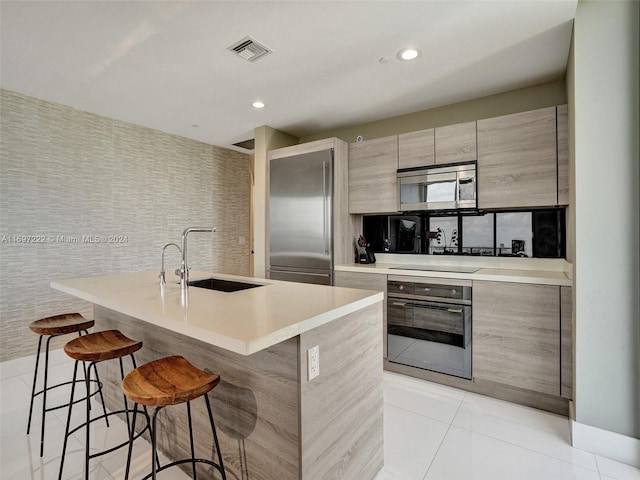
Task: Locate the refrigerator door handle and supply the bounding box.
[323,160,330,255]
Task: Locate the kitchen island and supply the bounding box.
[51,271,384,480]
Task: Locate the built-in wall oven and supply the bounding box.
[387,276,472,379]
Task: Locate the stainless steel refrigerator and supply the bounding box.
[268,148,333,285]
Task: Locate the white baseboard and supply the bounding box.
[571,419,640,468]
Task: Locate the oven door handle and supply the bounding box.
[398,302,464,314]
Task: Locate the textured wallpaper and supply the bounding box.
[0,89,251,361]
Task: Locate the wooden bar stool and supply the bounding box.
[27,312,101,457]
[122,355,227,480]
[58,329,149,480]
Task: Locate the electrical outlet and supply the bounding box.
[308,345,319,381]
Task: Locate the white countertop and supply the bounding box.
[51,271,383,356]
[336,262,572,286]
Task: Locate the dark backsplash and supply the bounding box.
[362,208,565,258]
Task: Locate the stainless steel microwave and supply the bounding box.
[397,162,477,212]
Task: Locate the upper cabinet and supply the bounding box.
[347,105,569,214]
[349,135,399,214]
[557,105,569,206]
[398,128,435,169]
[435,121,477,165]
[477,107,558,209]
[398,122,477,169]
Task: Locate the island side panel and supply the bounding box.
[95,305,300,480]
[299,300,384,480]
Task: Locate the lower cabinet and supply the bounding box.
[560,285,573,399]
[472,281,563,397]
[334,271,388,358]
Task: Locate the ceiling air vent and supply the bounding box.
[227,36,272,63]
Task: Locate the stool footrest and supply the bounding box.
[140,458,226,480]
[66,407,149,442]
[33,378,102,414]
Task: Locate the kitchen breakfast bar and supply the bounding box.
[51,271,384,480]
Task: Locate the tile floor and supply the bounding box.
[1,350,639,480]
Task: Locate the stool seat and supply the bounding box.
[122,355,220,407]
[29,313,94,336]
[122,355,226,480]
[64,329,142,363]
[59,330,146,480]
[27,312,96,458]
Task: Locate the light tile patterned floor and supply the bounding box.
[1,351,638,479]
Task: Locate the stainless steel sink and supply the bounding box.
[188,277,264,293]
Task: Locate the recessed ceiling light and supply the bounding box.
[397,47,421,61]
[252,101,265,109]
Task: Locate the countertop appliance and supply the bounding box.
[397,161,477,212]
[387,276,472,379]
[268,148,334,285]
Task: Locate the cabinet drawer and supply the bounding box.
[388,280,414,296]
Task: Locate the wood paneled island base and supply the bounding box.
[95,301,383,480]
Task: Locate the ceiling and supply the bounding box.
[0,1,577,153]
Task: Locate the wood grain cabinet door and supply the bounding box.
[557,105,570,206]
[398,128,435,169]
[348,136,398,214]
[435,121,477,165]
[560,285,573,399]
[334,271,388,358]
[477,107,557,209]
[472,281,560,396]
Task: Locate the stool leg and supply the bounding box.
[92,362,109,427]
[38,335,55,457]
[205,394,227,480]
[79,331,90,413]
[119,357,131,432]
[151,407,163,480]
[26,335,43,436]
[58,360,79,480]
[186,401,198,480]
[84,361,93,480]
[129,354,161,470]
[124,403,139,480]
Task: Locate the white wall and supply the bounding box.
[572,0,639,451]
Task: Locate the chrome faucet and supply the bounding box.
[180,227,215,289]
[160,242,182,286]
